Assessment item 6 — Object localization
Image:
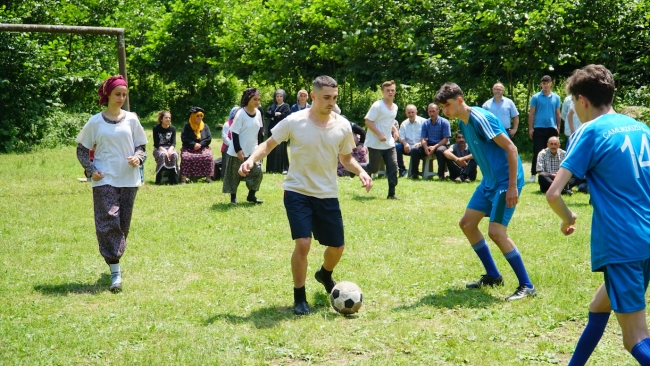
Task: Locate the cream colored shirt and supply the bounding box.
[271,109,355,198]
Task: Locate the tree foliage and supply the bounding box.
[1,0,649,152]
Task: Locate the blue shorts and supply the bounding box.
[467,184,522,226]
[283,190,344,247]
[603,259,650,313]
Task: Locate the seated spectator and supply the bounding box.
[444,131,477,183]
[180,106,214,183]
[536,136,582,194]
[338,122,368,176]
[410,103,451,180]
[396,104,426,177]
[153,110,180,185]
[291,89,311,113]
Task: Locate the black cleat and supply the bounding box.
[294,301,310,315]
[387,195,401,200]
[247,197,263,204]
[466,274,504,289]
[505,285,537,301]
[314,269,336,294]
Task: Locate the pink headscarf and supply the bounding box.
[97,75,128,105]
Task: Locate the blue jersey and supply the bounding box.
[459,107,525,191]
[562,113,650,271]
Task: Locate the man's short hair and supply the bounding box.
[434,83,463,104]
[456,131,464,138]
[406,104,417,111]
[541,75,552,83]
[313,76,338,90]
[381,80,395,90]
[565,64,615,108]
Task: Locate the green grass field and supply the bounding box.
[0,132,643,365]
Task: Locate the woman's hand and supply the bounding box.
[126,156,140,167]
[193,143,201,151]
[92,170,105,181]
[237,150,245,161]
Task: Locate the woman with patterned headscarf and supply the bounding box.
[75,75,148,293]
[179,106,214,183]
[222,88,265,205]
[265,89,291,173]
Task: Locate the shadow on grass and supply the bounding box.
[393,288,500,311]
[204,293,336,329]
[350,194,377,202]
[34,273,110,295]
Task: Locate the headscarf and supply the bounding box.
[188,106,205,140]
[228,106,239,121]
[240,88,260,107]
[98,75,128,105]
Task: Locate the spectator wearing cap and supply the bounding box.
[180,106,214,183]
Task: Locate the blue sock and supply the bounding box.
[503,247,532,288]
[568,312,610,366]
[631,338,650,365]
[471,239,500,279]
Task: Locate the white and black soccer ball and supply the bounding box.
[330,281,363,314]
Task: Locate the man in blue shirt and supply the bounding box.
[527,75,561,183]
[435,83,535,301]
[409,103,451,180]
[546,64,650,365]
[482,82,519,138]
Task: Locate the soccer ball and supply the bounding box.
[330,281,363,314]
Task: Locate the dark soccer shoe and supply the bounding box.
[294,301,310,315]
[505,285,537,301]
[466,274,504,289]
[314,269,336,294]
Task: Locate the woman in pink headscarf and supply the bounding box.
[75,75,147,293]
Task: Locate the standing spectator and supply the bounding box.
[561,95,582,139]
[238,75,372,315]
[546,64,650,365]
[527,75,561,183]
[266,89,291,173]
[180,106,214,183]
[482,82,519,137]
[444,131,477,183]
[153,110,179,185]
[291,89,311,113]
[435,82,535,301]
[221,106,239,173]
[364,80,400,199]
[410,103,451,180]
[222,88,264,205]
[75,75,147,293]
[396,104,426,177]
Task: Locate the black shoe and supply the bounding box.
[562,188,573,196]
[314,269,336,293]
[387,195,401,200]
[466,274,504,288]
[294,301,310,315]
[247,197,263,204]
[230,199,238,205]
[399,170,408,178]
[505,285,537,301]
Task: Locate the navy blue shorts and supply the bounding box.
[283,190,344,247]
[603,259,650,313]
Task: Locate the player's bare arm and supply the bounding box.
[545,168,577,235]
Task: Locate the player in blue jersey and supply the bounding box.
[546,65,650,365]
[434,83,535,301]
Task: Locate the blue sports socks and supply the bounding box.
[471,239,500,279]
[503,247,533,288]
[631,337,650,365]
[568,312,610,366]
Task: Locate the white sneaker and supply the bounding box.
[110,272,122,293]
[527,175,536,183]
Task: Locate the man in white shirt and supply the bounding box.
[364,80,400,199]
[239,75,372,316]
[482,82,519,137]
[396,104,425,177]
